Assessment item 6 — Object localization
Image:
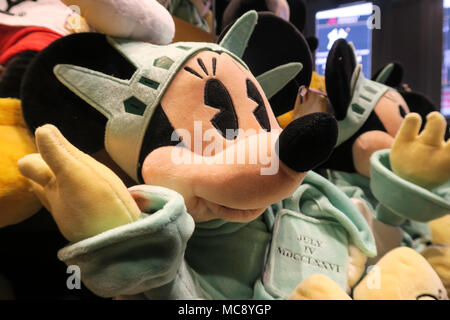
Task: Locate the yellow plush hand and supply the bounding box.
[354,247,447,300]
[18,124,141,242]
[427,216,450,297]
[289,274,351,300]
[422,245,450,297]
[430,215,450,245]
[390,112,450,189]
[347,245,368,291]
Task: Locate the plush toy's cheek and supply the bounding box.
[374,92,410,137]
[352,130,394,177]
[160,51,280,157]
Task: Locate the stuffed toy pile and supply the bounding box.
[0,0,175,227]
[0,0,448,301]
[0,0,175,299]
[17,10,381,299]
[287,38,450,298]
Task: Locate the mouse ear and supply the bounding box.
[21,33,137,154]
[306,36,319,52]
[219,12,312,117]
[287,0,307,32]
[400,91,449,139]
[400,91,439,117]
[325,39,357,120]
[222,0,272,31]
[372,62,404,88]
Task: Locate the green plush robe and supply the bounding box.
[57,171,376,299]
[324,169,433,251]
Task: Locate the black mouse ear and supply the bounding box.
[21,33,137,154]
[400,91,439,117]
[400,91,449,139]
[306,36,319,53]
[325,39,357,120]
[219,12,312,117]
[222,0,271,31]
[287,0,306,32]
[0,50,38,99]
[372,62,404,88]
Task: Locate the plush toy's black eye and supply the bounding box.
[204,79,239,140]
[399,105,407,118]
[246,79,271,131]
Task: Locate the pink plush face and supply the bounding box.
[352,90,410,177]
[159,51,280,155]
[142,51,306,223]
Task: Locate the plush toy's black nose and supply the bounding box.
[276,112,338,172]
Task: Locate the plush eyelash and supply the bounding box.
[184,67,203,79]
[185,57,218,79]
[212,58,217,76]
[197,58,209,76]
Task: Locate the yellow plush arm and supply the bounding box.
[347,244,368,292]
[429,215,450,245]
[276,72,327,129]
[422,245,450,297]
[0,98,41,227]
[0,98,28,127]
[426,216,450,297]
[310,72,326,94]
[18,124,141,242]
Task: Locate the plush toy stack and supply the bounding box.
[0,0,175,226]
[305,39,449,298]
[17,11,378,299]
[0,0,175,299]
[0,0,448,301]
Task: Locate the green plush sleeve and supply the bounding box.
[299,171,377,257]
[258,172,376,297]
[325,169,378,211]
[57,185,197,298]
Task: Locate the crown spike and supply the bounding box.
[256,62,303,99]
[54,64,131,119]
[374,63,394,84]
[219,10,258,59]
